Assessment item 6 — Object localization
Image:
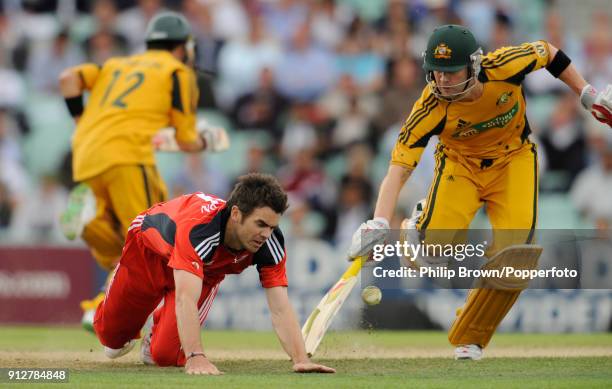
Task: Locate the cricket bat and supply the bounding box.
[301,256,365,357]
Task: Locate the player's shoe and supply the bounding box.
[140,331,154,365]
[140,315,155,365]
[80,292,105,333]
[60,183,96,240]
[454,344,483,360]
[104,339,137,359]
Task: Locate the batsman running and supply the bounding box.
[349,24,612,360]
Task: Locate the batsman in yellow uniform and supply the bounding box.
[349,25,612,360]
[58,12,212,329]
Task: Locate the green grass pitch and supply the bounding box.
[1,326,611,388]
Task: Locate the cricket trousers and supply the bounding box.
[94,226,219,366]
[416,142,539,348]
[82,165,168,271]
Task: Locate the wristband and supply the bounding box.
[64,95,84,117]
[546,49,571,78]
[186,351,206,360]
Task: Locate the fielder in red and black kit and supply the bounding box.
[95,193,282,365]
[93,173,334,375]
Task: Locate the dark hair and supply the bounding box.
[226,173,288,217]
[146,40,185,51]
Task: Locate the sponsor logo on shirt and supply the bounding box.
[452,102,519,139]
[496,91,513,106]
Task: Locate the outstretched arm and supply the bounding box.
[374,164,413,222]
[547,43,611,126]
[346,164,412,260]
[265,286,335,373]
[174,269,222,375]
[546,43,588,95]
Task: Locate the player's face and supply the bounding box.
[433,68,469,96]
[235,206,280,253]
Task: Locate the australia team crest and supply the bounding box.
[434,43,452,59]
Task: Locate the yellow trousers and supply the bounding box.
[417,142,538,348]
[82,164,167,271]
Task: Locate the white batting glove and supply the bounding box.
[197,119,230,152]
[406,199,426,230]
[152,128,180,151]
[580,84,612,127]
[348,217,390,260]
[399,199,425,265]
[152,119,231,152]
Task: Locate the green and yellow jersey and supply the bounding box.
[392,41,551,169]
[71,50,199,181]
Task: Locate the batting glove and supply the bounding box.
[348,217,390,260]
[197,119,230,152]
[580,84,612,127]
[152,128,179,151]
[153,119,230,152]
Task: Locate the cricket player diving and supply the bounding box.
[94,173,335,375]
[58,12,229,330]
[349,24,612,360]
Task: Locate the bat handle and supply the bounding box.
[341,256,364,280]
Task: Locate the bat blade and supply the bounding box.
[302,257,364,357]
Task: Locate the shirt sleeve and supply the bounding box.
[480,41,551,85]
[391,87,447,170]
[258,256,288,288]
[169,66,200,144]
[254,228,288,288]
[72,63,101,90]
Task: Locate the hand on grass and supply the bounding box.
[185,355,223,375]
[293,361,336,374]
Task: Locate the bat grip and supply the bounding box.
[341,256,364,280]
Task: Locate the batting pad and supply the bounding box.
[448,245,543,348]
[448,288,520,348]
[478,244,543,290]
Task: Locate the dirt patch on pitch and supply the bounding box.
[1,346,611,367]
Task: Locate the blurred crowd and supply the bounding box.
[0,0,611,250]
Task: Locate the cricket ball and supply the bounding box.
[361,285,382,305]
